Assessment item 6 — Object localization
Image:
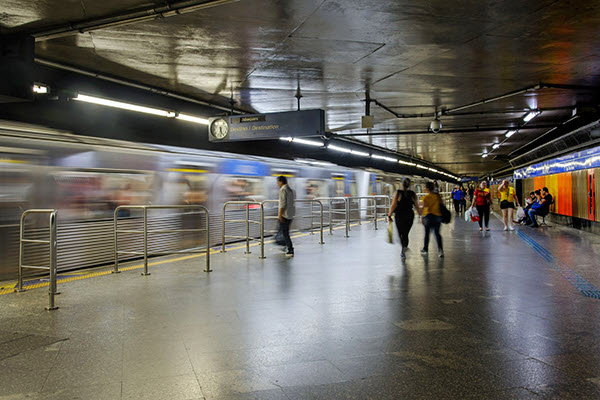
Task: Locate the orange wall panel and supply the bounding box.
[556,172,572,216]
[533,176,546,192]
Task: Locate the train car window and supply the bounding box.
[223,177,264,207]
[305,179,327,199]
[54,171,154,220]
[0,170,33,224]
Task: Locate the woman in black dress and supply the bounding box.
[388,178,420,258]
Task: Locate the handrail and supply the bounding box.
[348,196,379,230]
[316,197,350,237]
[114,205,210,275]
[259,199,324,259]
[17,209,58,310]
[221,201,262,254]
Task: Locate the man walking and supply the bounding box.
[277,176,295,256]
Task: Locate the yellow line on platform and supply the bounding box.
[0,219,385,296]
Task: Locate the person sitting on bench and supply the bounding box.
[527,187,552,228]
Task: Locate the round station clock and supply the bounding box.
[209,118,229,140]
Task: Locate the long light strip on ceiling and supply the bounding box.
[73,94,176,117]
[280,137,324,147]
[327,144,353,154]
[73,93,210,124]
[177,113,209,125]
[523,110,541,122]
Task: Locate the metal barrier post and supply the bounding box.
[47,211,58,310]
[345,198,350,237]
[259,204,266,259]
[16,209,59,310]
[222,203,227,253]
[317,200,324,244]
[328,198,333,235]
[244,205,251,254]
[204,213,212,272]
[17,214,24,293]
[142,206,150,276]
[113,208,120,274]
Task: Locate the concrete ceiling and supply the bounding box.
[3,0,600,177]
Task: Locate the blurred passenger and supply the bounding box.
[451,185,464,215]
[420,181,444,257]
[517,192,536,225]
[388,178,420,258]
[527,187,552,228]
[468,184,475,203]
[498,180,520,231]
[473,181,492,231]
[460,186,468,213]
[277,176,295,256]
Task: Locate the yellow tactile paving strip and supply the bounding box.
[0,220,384,296]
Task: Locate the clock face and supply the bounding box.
[210,118,229,139]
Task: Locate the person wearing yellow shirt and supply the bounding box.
[420,181,444,257]
[498,180,520,231]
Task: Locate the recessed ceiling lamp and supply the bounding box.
[505,130,516,138]
[33,84,48,94]
[492,143,500,149]
[482,153,488,158]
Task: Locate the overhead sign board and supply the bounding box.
[208,109,325,142]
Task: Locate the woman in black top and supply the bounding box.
[388,178,420,258]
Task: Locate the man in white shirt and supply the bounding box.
[277,176,295,256]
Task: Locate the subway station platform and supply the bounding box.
[2,216,600,400]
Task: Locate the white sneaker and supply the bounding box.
[508,225,515,231]
[503,226,508,231]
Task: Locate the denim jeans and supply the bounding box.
[423,215,443,251]
[527,209,539,226]
[278,218,293,251]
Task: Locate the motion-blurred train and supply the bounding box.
[0,121,451,280]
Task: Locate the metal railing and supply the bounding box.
[259,199,324,258]
[317,197,350,237]
[17,209,59,310]
[221,201,262,254]
[372,195,392,220]
[114,205,210,275]
[347,196,378,230]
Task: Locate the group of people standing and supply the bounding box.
[388,179,444,258]
[387,179,549,258]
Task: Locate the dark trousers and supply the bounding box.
[460,199,467,213]
[453,199,461,213]
[527,209,540,226]
[394,212,414,249]
[476,204,490,228]
[423,215,443,251]
[278,218,293,251]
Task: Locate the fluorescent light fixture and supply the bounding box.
[505,130,516,138]
[33,84,48,94]
[280,137,293,142]
[482,153,488,158]
[351,150,370,157]
[372,154,386,160]
[398,160,416,166]
[383,157,397,162]
[74,94,176,117]
[523,110,540,122]
[292,138,324,147]
[176,113,209,125]
[416,164,429,169]
[492,143,500,149]
[428,167,438,172]
[328,144,352,153]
